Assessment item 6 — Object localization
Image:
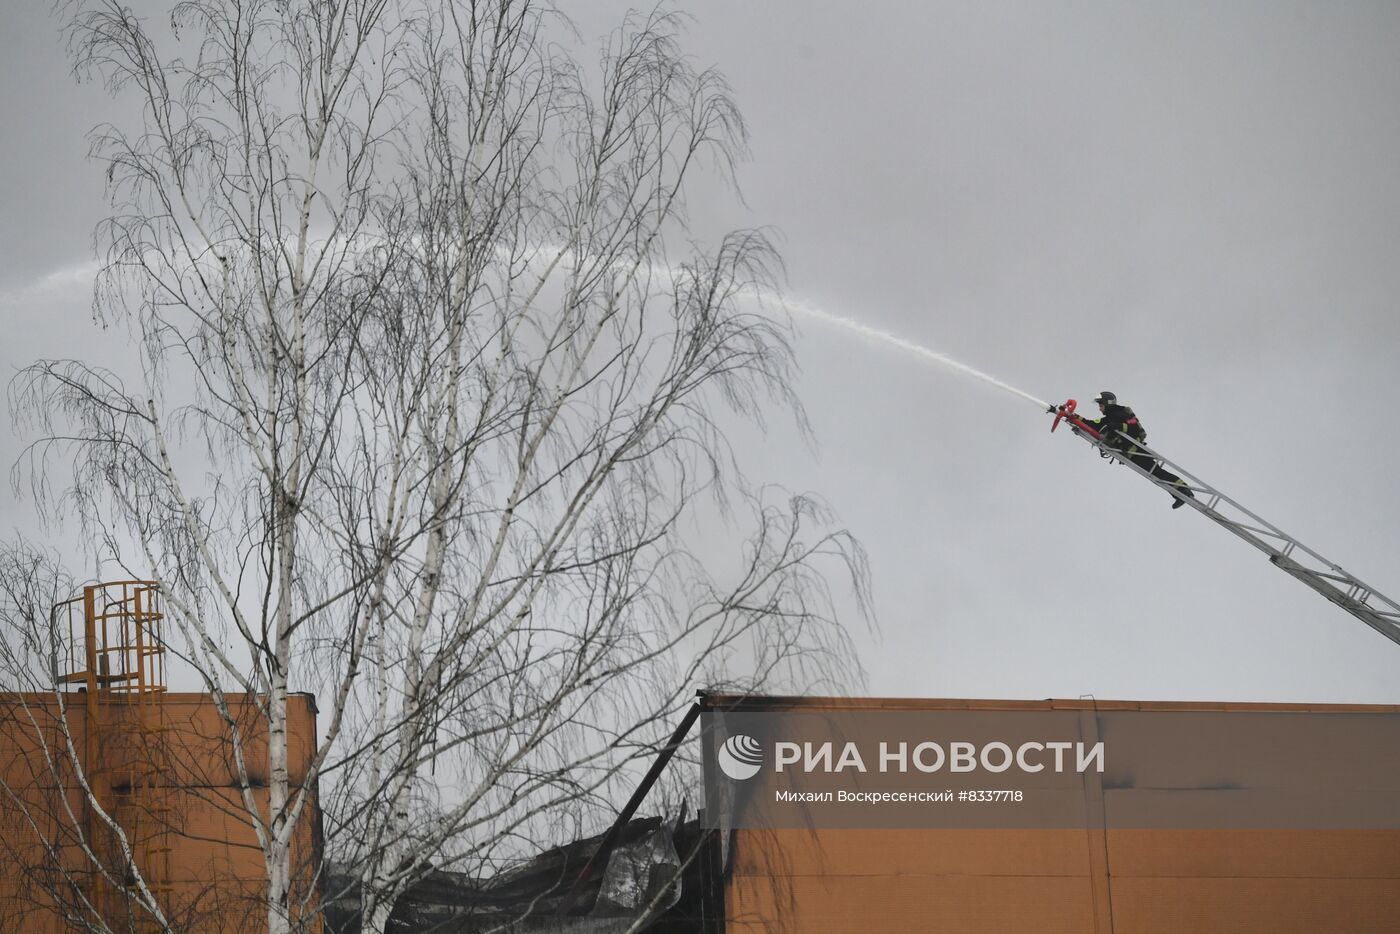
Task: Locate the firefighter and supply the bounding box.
[1086,391,1196,509]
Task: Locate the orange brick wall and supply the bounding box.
[726,826,1400,933]
[0,692,321,933]
[717,697,1400,933]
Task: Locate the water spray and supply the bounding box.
[778,296,1052,413]
[764,294,1400,653]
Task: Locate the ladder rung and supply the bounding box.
[1225,520,1287,541]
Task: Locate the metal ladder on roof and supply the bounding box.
[1056,410,1400,648]
[57,581,172,932]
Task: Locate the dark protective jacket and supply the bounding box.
[1079,400,1194,503]
[1084,402,1145,448]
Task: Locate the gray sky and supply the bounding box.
[4,2,1399,704]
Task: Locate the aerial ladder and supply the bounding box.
[1050,398,1400,648]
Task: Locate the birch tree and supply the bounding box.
[13,2,869,932]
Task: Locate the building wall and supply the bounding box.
[0,692,321,933]
[716,697,1400,933]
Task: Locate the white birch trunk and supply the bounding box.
[22,6,870,934]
